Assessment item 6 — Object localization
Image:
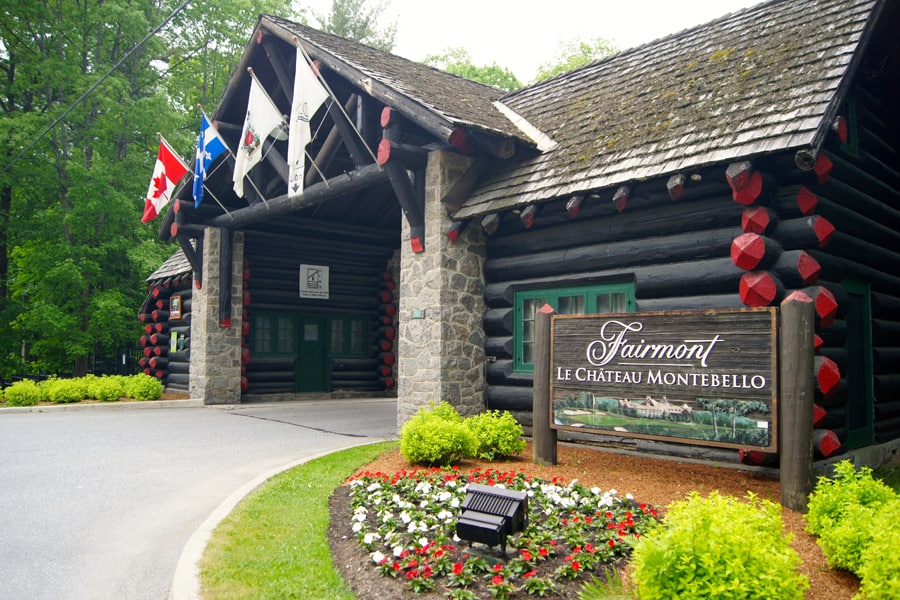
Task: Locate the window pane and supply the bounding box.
[557,295,584,315]
[277,317,295,353]
[350,320,367,354]
[521,298,545,365]
[331,320,345,353]
[596,292,627,313]
[254,317,272,354]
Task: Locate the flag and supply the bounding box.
[142,136,189,223]
[232,73,287,198]
[288,47,329,197]
[192,113,228,208]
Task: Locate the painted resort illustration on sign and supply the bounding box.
[550,309,778,451]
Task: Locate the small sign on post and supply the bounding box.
[550,308,777,451]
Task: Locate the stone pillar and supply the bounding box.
[190,228,244,405]
[398,151,487,427]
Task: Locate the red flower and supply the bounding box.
[523,570,537,578]
[453,562,463,575]
[520,549,532,561]
[493,563,504,573]
[572,561,582,571]
[492,575,505,586]
[539,547,549,557]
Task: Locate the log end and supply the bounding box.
[667,173,686,200]
[813,403,827,427]
[612,186,630,213]
[814,429,842,458]
[796,186,819,215]
[796,252,821,285]
[738,449,778,466]
[741,206,773,234]
[812,216,836,247]
[731,232,765,270]
[739,271,781,306]
[814,154,833,184]
[732,170,764,205]
[815,356,841,398]
[377,139,391,165]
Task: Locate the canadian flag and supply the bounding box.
[142,136,189,223]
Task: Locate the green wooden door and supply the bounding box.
[296,315,328,392]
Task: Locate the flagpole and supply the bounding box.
[293,38,379,166]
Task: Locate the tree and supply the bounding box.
[424,47,522,93]
[534,36,618,82]
[314,0,397,52]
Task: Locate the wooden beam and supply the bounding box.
[208,162,388,229]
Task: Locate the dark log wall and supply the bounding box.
[241,224,398,395]
[482,80,900,458]
[139,273,193,392]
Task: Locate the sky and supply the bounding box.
[305,0,765,83]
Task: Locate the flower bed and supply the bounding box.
[345,466,659,598]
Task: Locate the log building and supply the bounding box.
[142,0,900,464]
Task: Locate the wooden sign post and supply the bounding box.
[533,304,557,466]
[779,291,816,512]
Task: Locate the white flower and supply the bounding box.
[366,481,382,492]
[420,499,429,509]
[371,550,386,564]
[400,511,412,524]
[352,521,363,533]
[393,545,405,557]
[591,486,602,496]
[626,492,634,500]
[363,532,380,545]
[446,480,458,488]
[437,491,452,502]
[415,481,432,494]
[437,509,454,521]
[450,497,460,508]
[417,536,429,547]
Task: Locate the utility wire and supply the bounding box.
[0,0,192,177]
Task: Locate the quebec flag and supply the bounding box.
[193,113,228,208]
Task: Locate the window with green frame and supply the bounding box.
[251,313,296,355]
[329,316,370,356]
[514,282,635,372]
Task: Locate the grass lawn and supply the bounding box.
[199,440,396,600]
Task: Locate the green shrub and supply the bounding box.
[44,377,89,404]
[124,374,164,401]
[87,375,128,402]
[399,401,476,466]
[805,460,896,537]
[856,499,900,599]
[3,379,42,406]
[465,409,526,460]
[630,491,808,600]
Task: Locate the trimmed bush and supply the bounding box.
[465,409,526,460]
[44,377,89,404]
[3,380,42,406]
[86,375,128,402]
[631,491,808,600]
[124,374,164,401]
[399,401,476,466]
[856,499,900,599]
[805,460,896,538]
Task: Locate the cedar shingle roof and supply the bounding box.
[146,249,191,283]
[454,0,879,219]
[261,15,532,144]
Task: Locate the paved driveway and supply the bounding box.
[0,398,396,600]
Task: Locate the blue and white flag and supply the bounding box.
[193,113,228,208]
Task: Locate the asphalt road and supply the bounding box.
[0,398,397,600]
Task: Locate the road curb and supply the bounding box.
[167,438,392,600]
[0,398,204,414]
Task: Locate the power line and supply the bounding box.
[0,0,192,177]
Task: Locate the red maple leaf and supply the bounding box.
[152,174,167,198]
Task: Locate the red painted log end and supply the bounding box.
[814,154,833,184]
[796,186,819,215]
[732,170,764,205]
[815,356,841,398]
[812,216,836,247]
[738,449,777,466]
[731,232,766,270]
[380,106,393,128]
[667,173,686,200]
[741,206,773,234]
[376,139,391,165]
[814,429,842,458]
[740,271,778,306]
[612,186,629,213]
[813,403,827,427]
[796,252,821,285]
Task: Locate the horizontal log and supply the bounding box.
[772,185,819,217]
[245,371,295,383]
[485,384,534,412]
[873,319,900,345]
[874,418,900,443]
[816,196,900,250]
[331,380,386,391]
[244,356,295,371]
[377,352,395,366]
[331,371,380,382]
[770,251,821,287]
[875,374,900,400]
[872,292,900,318]
[484,307,514,337]
[875,401,900,420]
[816,405,847,430]
[772,216,835,250]
[874,347,900,374]
[816,172,900,232]
[826,231,900,275]
[244,382,295,394]
[330,357,378,371]
[167,361,190,374]
[485,226,742,281]
[486,197,743,259]
[485,336,514,359]
[818,346,847,371]
[165,372,190,386]
[486,359,536,386]
[816,378,848,408]
[811,251,900,297]
[636,293,746,311]
[738,449,778,466]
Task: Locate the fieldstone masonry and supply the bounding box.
[398,151,487,427]
[190,228,245,404]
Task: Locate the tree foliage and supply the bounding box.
[0,0,297,376]
[534,36,618,82]
[313,0,397,52]
[424,47,522,93]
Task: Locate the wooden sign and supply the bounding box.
[550,308,777,451]
[170,295,182,320]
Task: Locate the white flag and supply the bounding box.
[287,47,329,198]
[232,74,287,198]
